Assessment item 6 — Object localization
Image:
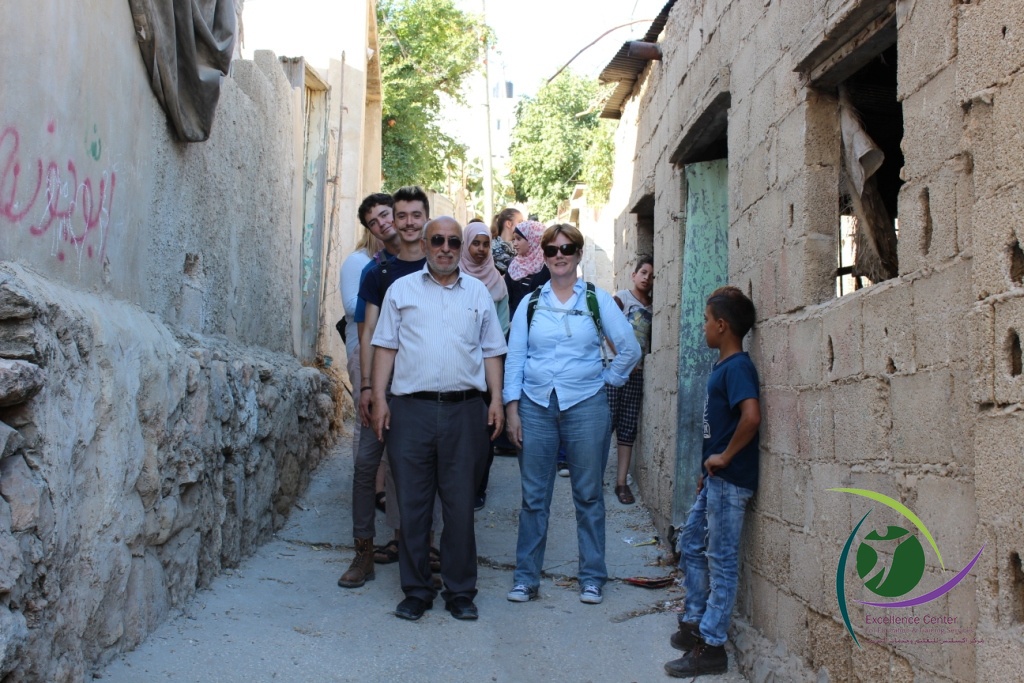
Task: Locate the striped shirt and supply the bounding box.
[371,265,508,395]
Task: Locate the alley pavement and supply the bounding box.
[99,420,748,683]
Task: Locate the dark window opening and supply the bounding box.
[835,43,904,297]
[634,194,655,264]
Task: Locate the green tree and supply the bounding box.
[508,72,610,220]
[378,0,489,191]
[580,119,616,208]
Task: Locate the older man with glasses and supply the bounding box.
[370,216,507,622]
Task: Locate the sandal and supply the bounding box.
[429,546,441,572]
[375,491,386,514]
[373,539,399,564]
[615,484,635,505]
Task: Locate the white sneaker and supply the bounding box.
[557,462,570,477]
[507,584,538,602]
[580,584,603,604]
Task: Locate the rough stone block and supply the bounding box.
[861,279,915,376]
[749,569,781,641]
[0,280,35,320]
[901,66,962,178]
[0,321,36,362]
[907,475,978,570]
[780,461,812,529]
[0,360,44,408]
[776,589,810,658]
[0,607,28,678]
[992,295,1024,405]
[822,295,863,381]
[0,455,40,532]
[977,629,1024,683]
[957,0,1024,105]
[890,368,968,465]
[832,378,890,463]
[896,0,957,100]
[0,423,21,459]
[797,386,835,462]
[788,163,841,241]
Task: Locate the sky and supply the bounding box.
[242,0,669,95]
[456,0,669,98]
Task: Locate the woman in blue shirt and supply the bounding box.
[503,223,641,605]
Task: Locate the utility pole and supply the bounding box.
[481,0,495,221]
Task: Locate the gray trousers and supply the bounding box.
[388,395,487,603]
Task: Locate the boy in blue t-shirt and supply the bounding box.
[665,286,761,679]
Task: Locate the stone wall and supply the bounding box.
[607,0,1024,680]
[0,265,336,682]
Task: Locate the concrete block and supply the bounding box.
[956,0,1024,105]
[861,280,916,376]
[912,260,971,369]
[738,142,771,213]
[747,514,792,580]
[969,303,996,405]
[786,313,825,387]
[974,410,1024,527]
[979,74,1024,201]
[896,166,963,276]
[992,294,1024,405]
[809,462,856,548]
[976,629,1024,683]
[967,187,1024,301]
[763,387,799,456]
[787,163,842,241]
[906,475,978,572]
[896,0,957,100]
[822,295,863,380]
[900,66,963,179]
[754,454,784,521]
[797,386,835,462]
[778,235,836,314]
[807,611,851,681]
[832,377,890,463]
[780,461,812,528]
[776,589,811,658]
[789,531,829,615]
[752,320,789,388]
[749,569,781,641]
[890,368,970,465]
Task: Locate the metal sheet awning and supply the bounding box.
[597,0,676,119]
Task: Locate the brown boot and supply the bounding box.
[338,538,376,588]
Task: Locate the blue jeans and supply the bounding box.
[678,475,753,646]
[514,389,611,588]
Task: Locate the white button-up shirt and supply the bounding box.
[372,266,508,395]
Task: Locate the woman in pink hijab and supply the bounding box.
[460,221,510,335]
[504,219,550,319]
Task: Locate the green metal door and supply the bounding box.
[673,158,729,522]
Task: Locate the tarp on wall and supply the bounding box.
[127,0,237,142]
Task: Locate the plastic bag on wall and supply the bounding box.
[127,0,237,142]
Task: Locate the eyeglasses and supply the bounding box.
[542,243,579,258]
[428,235,462,249]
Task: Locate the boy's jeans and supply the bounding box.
[678,475,753,646]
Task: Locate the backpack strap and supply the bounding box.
[585,282,603,341]
[526,287,543,330]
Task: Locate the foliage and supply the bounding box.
[507,72,612,220]
[377,0,489,191]
[580,119,616,208]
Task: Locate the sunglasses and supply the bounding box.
[542,243,579,258]
[428,235,463,249]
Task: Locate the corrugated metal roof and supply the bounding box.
[598,0,676,119]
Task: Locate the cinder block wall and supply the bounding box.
[609,0,1024,680]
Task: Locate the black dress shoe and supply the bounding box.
[394,596,432,621]
[445,596,478,620]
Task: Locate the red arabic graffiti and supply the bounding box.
[1,122,116,262]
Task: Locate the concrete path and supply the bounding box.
[99,421,747,683]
